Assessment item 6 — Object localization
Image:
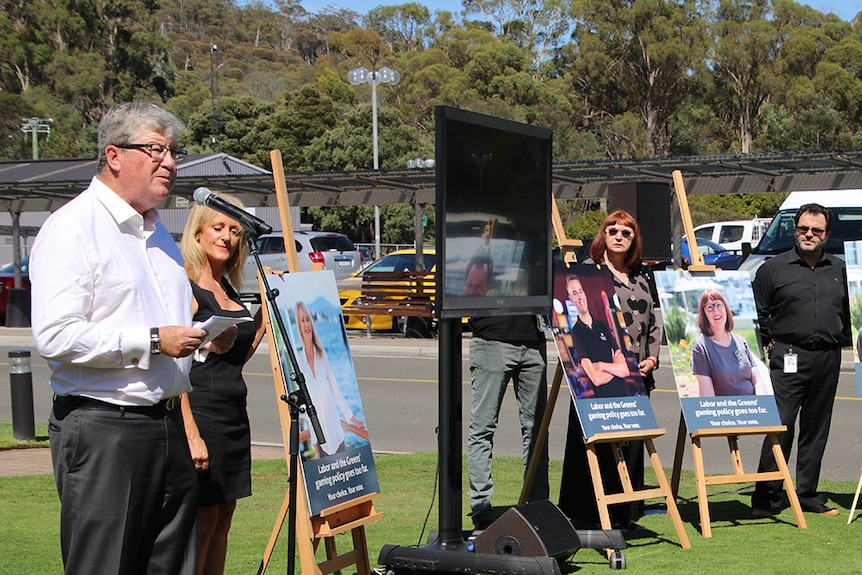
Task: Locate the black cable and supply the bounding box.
[417,426,442,547]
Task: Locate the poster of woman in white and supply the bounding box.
[264,270,379,516]
[653,269,781,433]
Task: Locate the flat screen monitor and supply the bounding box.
[435,106,552,318]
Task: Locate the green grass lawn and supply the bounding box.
[0,421,49,449]
[2,440,860,574]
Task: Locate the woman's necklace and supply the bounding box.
[204,276,230,303]
[214,284,230,303]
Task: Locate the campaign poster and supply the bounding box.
[844,240,862,395]
[653,269,781,433]
[265,270,379,516]
[550,261,657,439]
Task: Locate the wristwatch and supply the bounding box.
[150,327,161,355]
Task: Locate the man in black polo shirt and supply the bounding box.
[751,203,850,518]
[464,254,549,531]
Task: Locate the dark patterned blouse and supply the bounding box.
[585,257,661,391]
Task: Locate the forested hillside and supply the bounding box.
[1,0,858,240]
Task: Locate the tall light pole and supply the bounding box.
[20,117,52,160]
[210,44,220,152]
[348,64,400,259]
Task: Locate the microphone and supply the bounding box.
[193,187,272,237]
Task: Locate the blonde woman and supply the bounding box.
[180,194,267,575]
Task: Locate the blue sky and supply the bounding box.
[289,0,860,23]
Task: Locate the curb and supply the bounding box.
[0,328,855,370]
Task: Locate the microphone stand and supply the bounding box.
[246,233,325,575]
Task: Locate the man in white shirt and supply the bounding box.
[31,102,208,574]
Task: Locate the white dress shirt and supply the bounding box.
[31,176,193,405]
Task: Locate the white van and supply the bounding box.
[694,219,770,251]
[738,190,862,277]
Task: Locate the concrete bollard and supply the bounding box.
[9,350,35,441]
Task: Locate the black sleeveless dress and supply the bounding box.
[189,280,256,506]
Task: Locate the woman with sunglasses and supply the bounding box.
[587,211,660,385]
[558,210,660,532]
[691,289,764,396]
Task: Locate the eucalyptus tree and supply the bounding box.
[304,104,431,171]
[184,96,275,164]
[292,7,361,65]
[2,0,171,114]
[755,7,862,150]
[303,104,433,244]
[268,0,309,51]
[562,0,707,158]
[364,3,433,53]
[0,1,53,92]
[707,0,783,153]
[385,46,463,128]
[329,27,390,66]
[462,0,570,70]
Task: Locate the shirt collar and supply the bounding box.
[91,176,160,235]
[790,245,831,266]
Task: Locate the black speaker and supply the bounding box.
[473,500,579,561]
[608,182,672,262]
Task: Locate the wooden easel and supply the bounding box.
[520,196,690,551]
[668,169,807,537]
[847,466,862,524]
[258,150,382,575]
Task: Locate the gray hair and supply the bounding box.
[97,102,184,172]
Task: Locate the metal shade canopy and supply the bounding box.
[1,148,862,213]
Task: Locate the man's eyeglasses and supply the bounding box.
[116,143,187,163]
[606,227,633,239]
[796,225,826,237]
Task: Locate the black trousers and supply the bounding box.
[752,342,841,510]
[49,398,199,574]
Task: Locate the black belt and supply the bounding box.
[777,339,838,352]
[54,395,179,415]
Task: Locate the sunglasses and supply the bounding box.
[606,227,633,239]
[796,226,826,237]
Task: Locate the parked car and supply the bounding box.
[357,246,374,269]
[339,248,437,333]
[239,231,361,300]
[739,189,862,277]
[694,219,770,251]
[0,257,30,319]
[680,237,742,270]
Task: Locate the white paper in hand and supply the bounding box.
[194,315,253,344]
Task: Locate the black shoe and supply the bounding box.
[751,508,774,519]
[801,502,839,516]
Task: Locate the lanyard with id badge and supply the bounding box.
[784,345,798,374]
